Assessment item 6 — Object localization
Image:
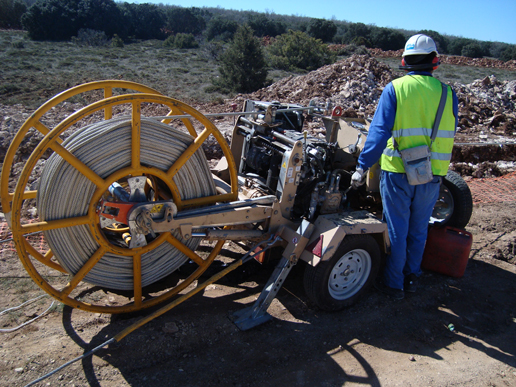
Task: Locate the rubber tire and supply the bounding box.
[303,234,381,311]
[432,170,473,229]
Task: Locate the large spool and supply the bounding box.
[1,81,238,313]
[38,116,216,290]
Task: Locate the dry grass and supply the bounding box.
[2,30,515,109]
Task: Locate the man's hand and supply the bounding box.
[351,168,367,188]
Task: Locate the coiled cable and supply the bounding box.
[37,116,216,290]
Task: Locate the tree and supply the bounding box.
[166,7,207,35]
[369,27,405,51]
[22,0,82,40]
[205,15,238,41]
[247,14,286,37]
[0,0,27,29]
[216,24,268,93]
[342,22,371,45]
[21,0,130,41]
[461,43,484,58]
[117,2,166,40]
[307,18,337,42]
[447,37,474,56]
[267,30,336,71]
[80,0,122,38]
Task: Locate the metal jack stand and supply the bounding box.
[231,220,314,330]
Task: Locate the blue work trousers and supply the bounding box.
[380,171,441,290]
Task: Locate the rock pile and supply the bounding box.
[455,77,516,136]
[234,55,516,143]
[367,48,516,70]
[239,55,394,118]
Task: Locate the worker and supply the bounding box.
[351,34,459,300]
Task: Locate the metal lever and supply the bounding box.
[231,220,314,330]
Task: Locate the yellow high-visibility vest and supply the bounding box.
[380,75,455,176]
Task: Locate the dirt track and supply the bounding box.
[1,197,516,386]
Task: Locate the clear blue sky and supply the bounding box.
[132,0,516,45]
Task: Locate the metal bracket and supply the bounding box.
[231,220,314,330]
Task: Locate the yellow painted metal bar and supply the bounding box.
[61,246,106,297]
[19,215,91,233]
[161,107,197,137]
[133,252,142,308]
[5,190,37,204]
[165,233,205,266]
[104,87,113,120]
[166,127,212,180]
[23,240,67,273]
[49,141,105,188]
[113,240,234,341]
[131,101,141,169]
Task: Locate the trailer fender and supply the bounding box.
[300,210,389,267]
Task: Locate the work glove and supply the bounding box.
[351,168,367,189]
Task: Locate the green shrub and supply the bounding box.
[173,33,199,49]
[307,18,337,42]
[163,33,199,49]
[111,34,124,48]
[461,43,483,58]
[267,30,336,71]
[335,44,370,57]
[215,24,268,93]
[500,45,516,61]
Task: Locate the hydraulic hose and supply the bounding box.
[37,117,216,290]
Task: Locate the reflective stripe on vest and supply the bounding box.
[380,75,455,176]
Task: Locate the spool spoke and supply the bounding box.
[133,252,142,307]
[104,86,113,119]
[132,101,141,169]
[20,215,91,233]
[165,233,205,266]
[167,127,213,180]
[49,142,105,188]
[23,240,67,273]
[60,246,106,297]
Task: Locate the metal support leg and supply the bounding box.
[231,220,314,330]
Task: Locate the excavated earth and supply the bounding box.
[0,55,515,387]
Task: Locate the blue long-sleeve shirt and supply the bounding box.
[357,71,459,171]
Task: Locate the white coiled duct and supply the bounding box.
[37,116,216,290]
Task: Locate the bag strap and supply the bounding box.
[392,82,448,150]
[430,82,448,146]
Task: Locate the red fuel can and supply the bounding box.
[421,226,473,278]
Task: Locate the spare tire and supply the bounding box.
[431,170,473,228]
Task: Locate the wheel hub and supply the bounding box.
[328,249,372,300]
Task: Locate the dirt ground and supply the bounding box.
[0,191,515,387]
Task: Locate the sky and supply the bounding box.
[131,0,516,45]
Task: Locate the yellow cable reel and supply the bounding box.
[1,81,238,313]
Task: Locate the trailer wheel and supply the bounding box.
[431,170,473,229]
[303,234,381,311]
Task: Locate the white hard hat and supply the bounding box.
[403,34,439,57]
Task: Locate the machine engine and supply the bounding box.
[233,100,355,221]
